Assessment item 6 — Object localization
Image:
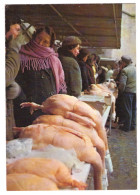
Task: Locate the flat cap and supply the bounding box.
[121,55,132,64]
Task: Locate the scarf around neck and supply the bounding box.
[19,40,67,94]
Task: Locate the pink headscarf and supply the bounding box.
[20,40,67,93]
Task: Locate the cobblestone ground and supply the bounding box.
[107,125,137,190]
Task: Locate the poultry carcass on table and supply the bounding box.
[86,83,117,121]
[33,115,106,168]
[7,173,59,191]
[13,124,103,190]
[20,94,108,150]
[7,157,86,190]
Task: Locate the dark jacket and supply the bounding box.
[16,68,56,104]
[14,67,57,127]
[6,48,21,140]
[78,60,89,91]
[86,63,95,85]
[97,69,106,83]
[59,50,82,97]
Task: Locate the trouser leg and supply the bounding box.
[116,94,124,123]
[122,93,132,131]
[131,93,136,129]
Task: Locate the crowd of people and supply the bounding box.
[6,17,136,140]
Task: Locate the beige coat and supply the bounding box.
[6,49,21,140]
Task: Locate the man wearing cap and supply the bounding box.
[118,55,136,132]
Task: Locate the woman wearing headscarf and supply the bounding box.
[14,26,66,127]
[58,36,82,97]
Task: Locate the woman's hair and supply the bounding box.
[32,26,56,47]
[86,53,96,66]
[77,48,90,61]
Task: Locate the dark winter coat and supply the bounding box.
[14,67,57,127]
[97,69,106,83]
[86,63,96,85]
[59,50,82,97]
[78,60,89,91]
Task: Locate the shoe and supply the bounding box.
[119,125,129,132]
[130,126,136,131]
[130,128,136,131]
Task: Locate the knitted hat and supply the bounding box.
[62,36,81,47]
[121,55,132,64]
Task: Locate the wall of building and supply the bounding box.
[101,4,136,65]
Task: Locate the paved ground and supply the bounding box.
[107,124,137,190]
[87,123,137,190]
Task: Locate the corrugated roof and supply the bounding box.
[5,4,122,49]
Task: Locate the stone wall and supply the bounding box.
[101,4,136,65]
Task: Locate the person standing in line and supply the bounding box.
[112,60,120,80]
[105,66,114,81]
[95,55,102,81]
[14,26,67,127]
[77,48,90,92]
[118,55,136,132]
[86,54,96,85]
[58,36,82,97]
[96,55,101,70]
[6,16,22,140]
[114,60,124,124]
[97,66,108,83]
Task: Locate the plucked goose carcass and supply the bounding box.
[7,157,86,190]
[87,84,117,121]
[20,94,108,150]
[13,124,103,190]
[33,115,106,168]
[7,173,59,191]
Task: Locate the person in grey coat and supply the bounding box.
[6,16,21,140]
[118,55,136,132]
[58,36,82,97]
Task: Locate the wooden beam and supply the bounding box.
[49,4,92,47]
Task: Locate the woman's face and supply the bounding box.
[35,31,51,47]
[70,44,80,57]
